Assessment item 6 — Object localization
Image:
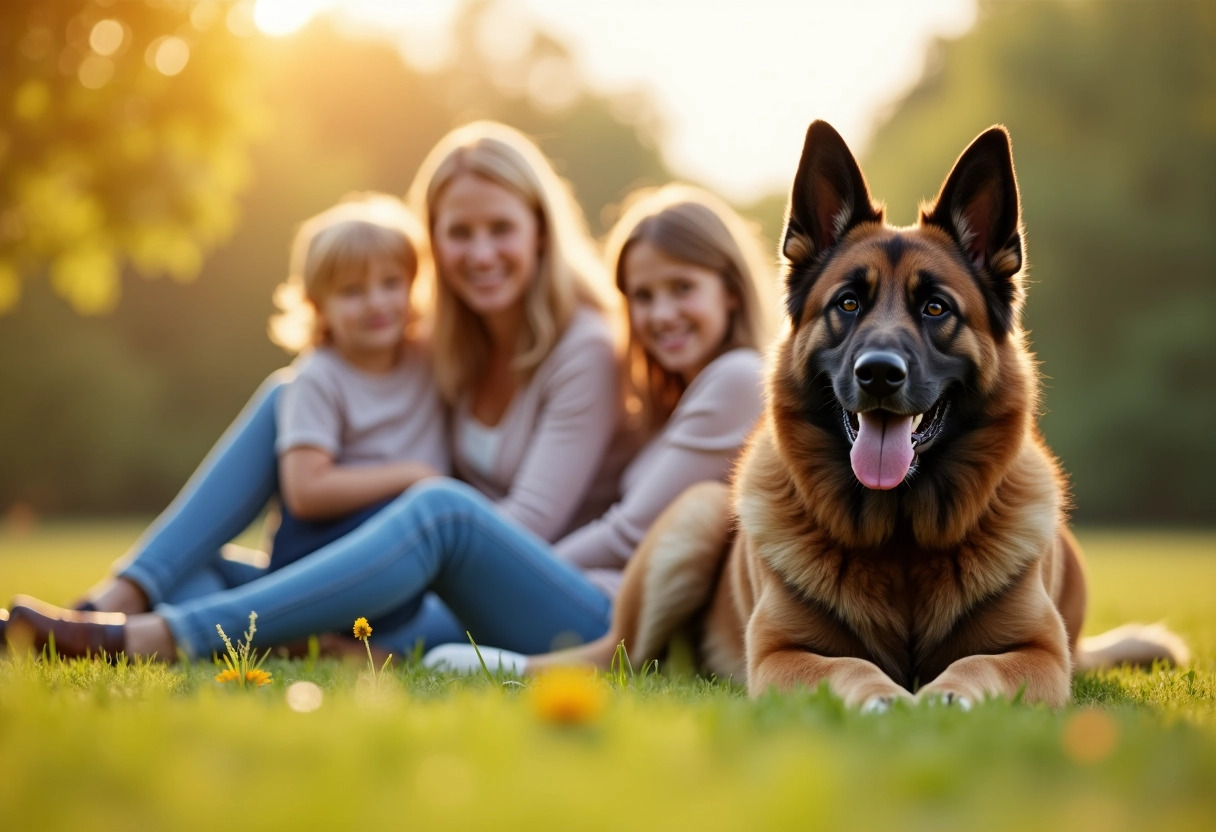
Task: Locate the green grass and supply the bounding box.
[2,520,1215,830]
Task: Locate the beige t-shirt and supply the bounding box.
[450,307,622,543]
[276,343,450,475]
[554,347,765,597]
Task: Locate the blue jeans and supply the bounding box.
[116,372,288,604]
[158,479,613,659]
[115,373,465,653]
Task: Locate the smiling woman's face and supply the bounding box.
[431,173,540,321]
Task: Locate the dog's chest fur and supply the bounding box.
[736,427,1055,688]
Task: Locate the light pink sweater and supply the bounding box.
[554,347,765,597]
[276,343,449,474]
[450,307,621,543]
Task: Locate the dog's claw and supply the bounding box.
[860,696,893,715]
[924,691,973,711]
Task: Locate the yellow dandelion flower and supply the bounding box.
[529,667,607,725]
[215,668,240,684]
[353,617,373,640]
[245,669,273,687]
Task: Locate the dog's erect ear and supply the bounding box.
[782,121,882,321]
[783,121,882,265]
[921,126,1024,336]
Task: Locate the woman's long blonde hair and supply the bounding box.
[268,193,427,354]
[605,184,775,428]
[408,121,614,404]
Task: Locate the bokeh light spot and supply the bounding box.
[146,36,190,76]
[78,55,115,89]
[285,681,324,713]
[89,19,125,56]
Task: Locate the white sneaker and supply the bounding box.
[422,643,528,675]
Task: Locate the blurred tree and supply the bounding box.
[863,0,1216,524]
[0,0,260,314]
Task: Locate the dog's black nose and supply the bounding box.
[854,351,907,399]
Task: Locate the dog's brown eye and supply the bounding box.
[924,299,948,317]
[838,295,859,313]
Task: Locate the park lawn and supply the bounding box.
[1,520,1214,831]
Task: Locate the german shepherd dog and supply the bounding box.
[532,121,1188,709]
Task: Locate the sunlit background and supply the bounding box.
[0,0,1213,528]
[249,0,977,200]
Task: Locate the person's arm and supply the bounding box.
[278,449,438,521]
[493,320,621,542]
[554,351,764,569]
[276,364,437,521]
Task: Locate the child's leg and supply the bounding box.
[158,545,270,605]
[154,479,612,659]
[90,372,288,610]
[157,500,402,652]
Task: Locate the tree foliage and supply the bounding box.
[863,0,1216,523]
[0,0,260,314]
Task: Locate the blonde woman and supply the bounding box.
[10,182,773,666]
[414,121,620,543]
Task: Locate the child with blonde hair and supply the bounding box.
[58,194,448,614]
[266,194,446,569]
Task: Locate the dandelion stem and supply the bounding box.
[363,637,376,680]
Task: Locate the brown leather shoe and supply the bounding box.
[7,595,126,660]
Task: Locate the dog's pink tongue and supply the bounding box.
[850,411,915,490]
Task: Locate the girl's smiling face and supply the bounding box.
[317,255,412,371]
[623,241,736,384]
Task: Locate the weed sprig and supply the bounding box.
[214,611,272,688]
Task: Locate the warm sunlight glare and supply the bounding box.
[254,0,324,37]
[315,0,977,201]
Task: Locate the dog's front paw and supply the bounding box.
[860,695,894,715]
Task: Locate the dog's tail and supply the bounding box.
[629,481,735,662]
[1075,622,1191,673]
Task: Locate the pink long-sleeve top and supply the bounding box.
[554,347,765,597]
[450,306,622,543]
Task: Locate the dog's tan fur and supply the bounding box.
[531,121,1186,707]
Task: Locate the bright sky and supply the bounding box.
[254,0,977,202]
